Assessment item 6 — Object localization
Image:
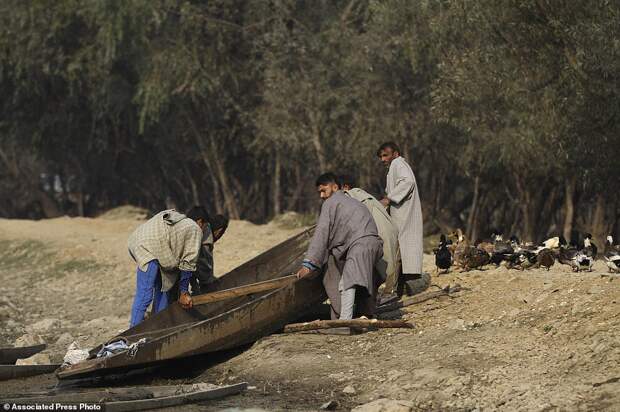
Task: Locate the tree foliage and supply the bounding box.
[0,0,618,242]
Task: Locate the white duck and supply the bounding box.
[604,236,620,273]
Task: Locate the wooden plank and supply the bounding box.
[3,383,246,405]
[192,275,298,306]
[376,284,463,315]
[0,364,59,381]
[283,319,415,333]
[1,388,152,404]
[105,382,248,412]
[3,385,183,404]
[0,344,46,365]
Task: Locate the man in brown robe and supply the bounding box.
[296,173,383,320]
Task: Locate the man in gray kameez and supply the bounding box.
[296,173,383,320]
[377,142,424,295]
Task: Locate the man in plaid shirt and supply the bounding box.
[127,207,208,327]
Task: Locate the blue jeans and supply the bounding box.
[130,260,169,327]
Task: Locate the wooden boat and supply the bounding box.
[0,364,59,380]
[0,343,46,365]
[2,382,247,411]
[57,227,325,380]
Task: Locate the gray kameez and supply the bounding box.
[385,157,424,274]
[305,191,383,319]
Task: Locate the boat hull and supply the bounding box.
[57,227,325,380]
[0,344,46,365]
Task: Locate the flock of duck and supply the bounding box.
[433,230,620,274]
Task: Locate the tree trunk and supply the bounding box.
[208,135,240,219]
[187,169,200,206]
[466,176,480,240]
[184,111,224,214]
[38,192,62,218]
[563,177,576,241]
[514,174,536,242]
[76,192,85,217]
[309,112,327,171]
[287,163,303,211]
[538,185,559,240]
[273,150,281,216]
[591,193,607,245]
[184,111,237,217]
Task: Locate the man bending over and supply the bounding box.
[127,208,205,327]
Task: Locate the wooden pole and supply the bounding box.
[192,275,298,306]
[376,284,462,314]
[106,383,248,412]
[283,319,414,333]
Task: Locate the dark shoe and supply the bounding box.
[402,273,431,296]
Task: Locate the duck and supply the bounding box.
[604,235,620,273]
[490,234,514,265]
[604,251,620,273]
[476,230,499,255]
[542,236,560,249]
[516,250,538,270]
[434,234,453,274]
[449,229,470,266]
[456,245,490,272]
[509,235,523,252]
[604,235,620,254]
[583,233,597,260]
[535,248,555,270]
[476,239,495,255]
[574,251,593,272]
[505,251,524,270]
[558,244,579,270]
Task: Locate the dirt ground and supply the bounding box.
[0,208,619,411]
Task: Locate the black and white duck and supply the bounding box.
[604,235,620,273]
[604,235,620,254]
[558,236,579,269]
[517,250,538,270]
[583,233,597,260]
[490,234,514,265]
[574,251,593,272]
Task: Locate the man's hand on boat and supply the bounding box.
[179,291,193,309]
[296,266,315,279]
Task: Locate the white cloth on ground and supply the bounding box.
[96,338,147,358]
